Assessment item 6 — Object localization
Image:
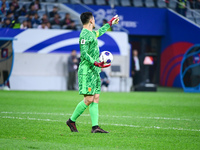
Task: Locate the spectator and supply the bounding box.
[131,49,141,90]
[49,6,58,18]
[196,0,200,9]
[67,49,78,90]
[176,0,187,17]
[2,18,12,28]
[32,13,40,25]
[20,20,28,29]
[28,5,37,16]
[50,13,61,26]
[9,0,19,11]
[103,19,112,31]
[27,20,32,28]
[62,13,72,26]
[37,22,48,29]
[66,20,77,30]
[29,0,41,11]
[46,22,51,29]
[26,14,34,25]
[41,14,49,24]
[17,5,27,16]
[100,68,109,92]
[0,0,9,10]
[12,15,20,29]
[4,12,14,22]
[0,3,7,16]
[7,5,15,15]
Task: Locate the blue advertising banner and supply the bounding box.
[65,4,167,36]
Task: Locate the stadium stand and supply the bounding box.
[133,0,143,7]
[1,0,200,30]
[157,0,167,8]
[95,0,107,5]
[57,0,69,3]
[187,16,195,22]
[169,0,176,9]
[108,0,120,6]
[145,0,155,7]
[186,10,193,18]
[121,0,132,7]
[83,0,94,5]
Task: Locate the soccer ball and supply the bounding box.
[99,51,113,64]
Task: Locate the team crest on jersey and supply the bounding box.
[81,39,85,44]
[88,87,91,92]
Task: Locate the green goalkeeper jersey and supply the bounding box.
[78,23,110,75]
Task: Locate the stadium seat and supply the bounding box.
[186,1,191,9]
[58,11,67,20]
[120,0,131,7]
[18,16,27,23]
[186,10,193,18]
[133,0,143,7]
[95,0,106,5]
[70,0,81,4]
[157,0,167,8]
[21,2,31,10]
[193,10,200,18]
[37,10,46,18]
[195,17,200,25]
[46,4,57,12]
[32,23,38,28]
[57,0,69,3]
[108,0,120,6]
[169,0,176,10]
[40,3,46,11]
[187,16,195,22]
[45,0,57,2]
[51,24,61,29]
[145,0,155,7]
[62,25,68,29]
[83,0,94,5]
[18,2,25,9]
[18,0,30,1]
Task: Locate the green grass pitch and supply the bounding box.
[0,88,200,150]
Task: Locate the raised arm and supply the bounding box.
[95,23,111,38]
[95,15,119,38]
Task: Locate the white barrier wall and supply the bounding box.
[8,29,131,91]
[10,53,68,90]
[10,53,132,91]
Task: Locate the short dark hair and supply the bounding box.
[80,12,93,25]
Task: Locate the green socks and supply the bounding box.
[89,102,99,126]
[70,100,88,122]
[70,100,99,127]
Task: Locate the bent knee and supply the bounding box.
[84,96,94,105]
[94,94,100,103]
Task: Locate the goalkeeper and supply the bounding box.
[66,12,119,133]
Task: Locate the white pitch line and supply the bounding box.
[1,111,199,121]
[1,116,200,132]
[0,112,132,118]
[136,117,197,121]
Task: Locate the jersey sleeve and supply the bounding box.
[94,23,111,38]
[79,37,95,64]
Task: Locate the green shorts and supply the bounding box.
[78,73,101,95]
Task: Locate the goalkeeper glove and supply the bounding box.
[94,61,111,68]
[108,15,119,26]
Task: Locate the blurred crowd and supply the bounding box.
[0,0,200,29]
[0,0,78,29]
